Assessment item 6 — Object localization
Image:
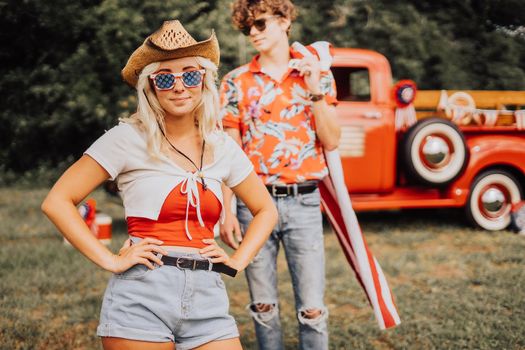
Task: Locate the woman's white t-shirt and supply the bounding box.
[84,122,253,237]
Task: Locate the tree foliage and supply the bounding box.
[1,0,524,176]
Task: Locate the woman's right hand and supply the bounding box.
[109,238,169,274]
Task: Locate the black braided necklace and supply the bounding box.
[161,128,207,190]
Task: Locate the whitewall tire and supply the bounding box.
[466,170,523,231]
[403,118,468,186]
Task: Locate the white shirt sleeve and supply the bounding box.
[84,123,130,180]
[223,135,254,188]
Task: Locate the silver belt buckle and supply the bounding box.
[175,257,184,269]
[272,185,287,197]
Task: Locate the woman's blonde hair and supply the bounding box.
[122,56,221,159]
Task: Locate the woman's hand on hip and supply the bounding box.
[109,237,168,273]
[200,238,242,271]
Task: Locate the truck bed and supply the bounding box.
[414,90,525,109]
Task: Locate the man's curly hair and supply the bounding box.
[231,0,297,35]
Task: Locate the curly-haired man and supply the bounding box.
[219,1,341,349]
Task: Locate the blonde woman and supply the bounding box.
[42,20,277,350]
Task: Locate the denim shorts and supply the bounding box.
[96,248,239,349]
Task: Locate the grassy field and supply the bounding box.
[1,187,524,350]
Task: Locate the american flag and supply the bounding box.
[321,149,401,329]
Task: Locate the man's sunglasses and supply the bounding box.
[242,15,281,36]
[149,69,205,90]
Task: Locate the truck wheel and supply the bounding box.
[466,170,523,231]
[403,118,468,186]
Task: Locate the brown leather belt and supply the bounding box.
[265,181,318,197]
[161,255,237,277]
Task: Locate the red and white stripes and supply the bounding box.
[321,149,401,329]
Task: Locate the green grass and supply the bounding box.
[1,188,524,349]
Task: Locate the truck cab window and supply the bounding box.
[331,67,371,102]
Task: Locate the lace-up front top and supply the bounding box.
[127,180,221,247]
[84,122,253,248]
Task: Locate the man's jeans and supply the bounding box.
[237,188,328,350]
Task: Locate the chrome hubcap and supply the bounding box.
[481,187,506,214]
[422,136,450,168]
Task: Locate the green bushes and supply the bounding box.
[2,0,524,182]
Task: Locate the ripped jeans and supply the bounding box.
[237,188,328,350]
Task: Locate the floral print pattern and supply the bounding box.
[219,47,338,184]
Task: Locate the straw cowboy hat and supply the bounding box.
[122,20,220,87]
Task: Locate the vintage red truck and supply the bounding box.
[330,48,525,231]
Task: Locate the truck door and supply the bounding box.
[331,62,396,193]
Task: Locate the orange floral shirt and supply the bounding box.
[219,47,338,184]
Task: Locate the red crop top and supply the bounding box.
[127,182,221,248]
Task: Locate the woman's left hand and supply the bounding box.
[200,239,242,271]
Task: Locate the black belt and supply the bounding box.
[161,255,237,277]
[266,181,318,197]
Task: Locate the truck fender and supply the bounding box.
[461,136,525,185]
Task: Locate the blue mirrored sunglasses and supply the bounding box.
[149,69,205,90]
